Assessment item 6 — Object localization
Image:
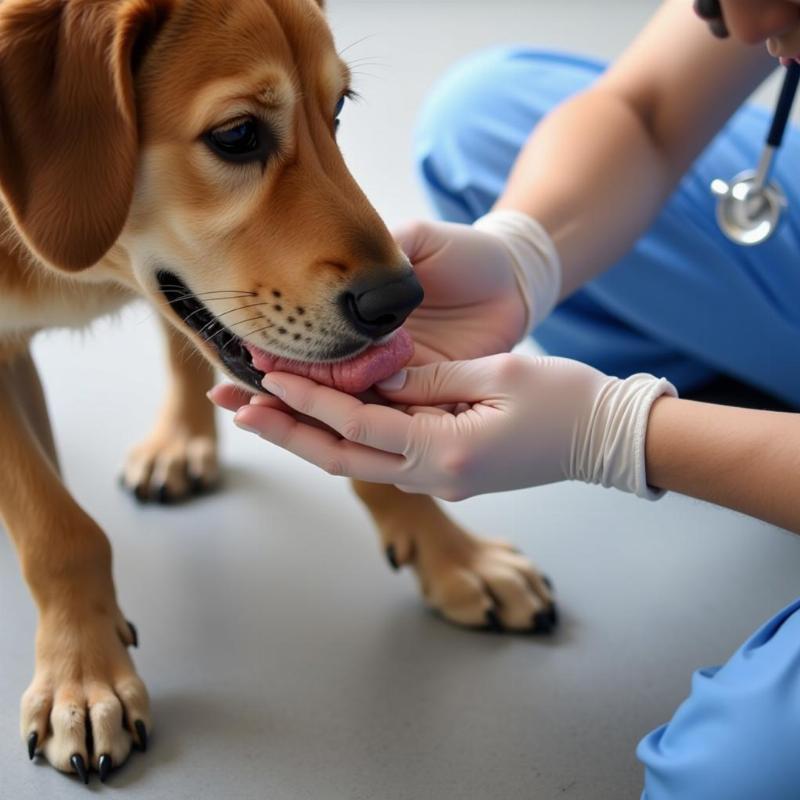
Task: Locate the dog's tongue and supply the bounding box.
[246,329,414,395]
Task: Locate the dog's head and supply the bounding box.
[0,0,422,392]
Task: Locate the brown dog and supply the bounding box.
[0,0,555,783]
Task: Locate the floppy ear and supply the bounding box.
[0,0,172,271]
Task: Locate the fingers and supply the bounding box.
[391,219,464,269]
[376,358,508,406]
[207,384,254,412]
[233,404,407,484]
[260,374,414,455]
[391,219,433,263]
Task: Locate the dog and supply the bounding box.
[0,0,556,783]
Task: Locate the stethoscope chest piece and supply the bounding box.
[711,170,787,247]
[711,62,799,247]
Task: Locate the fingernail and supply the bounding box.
[234,413,260,435]
[377,370,407,392]
[262,377,286,398]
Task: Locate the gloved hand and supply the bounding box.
[223,354,677,502]
[395,210,561,365]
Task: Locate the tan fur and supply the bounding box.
[0,0,552,779]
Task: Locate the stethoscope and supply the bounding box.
[711,61,800,246]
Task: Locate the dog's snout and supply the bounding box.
[341,269,424,338]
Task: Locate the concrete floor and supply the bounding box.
[2,2,800,798]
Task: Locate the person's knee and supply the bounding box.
[639,709,800,800]
[414,46,526,220]
[416,46,514,152]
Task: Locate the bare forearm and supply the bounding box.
[646,398,800,533]
[497,90,671,298]
[496,0,772,299]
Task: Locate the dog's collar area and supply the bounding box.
[156,269,266,391]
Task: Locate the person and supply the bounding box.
[210,1,800,797]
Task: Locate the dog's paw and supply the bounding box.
[21,604,149,783]
[384,521,557,634]
[121,425,219,504]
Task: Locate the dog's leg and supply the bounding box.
[122,319,218,503]
[353,481,557,633]
[7,343,60,469]
[0,346,148,779]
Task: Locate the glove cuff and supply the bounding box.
[574,374,679,500]
[473,209,561,339]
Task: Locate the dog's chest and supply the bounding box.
[0,276,132,337]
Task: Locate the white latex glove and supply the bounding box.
[229,354,677,502]
[396,210,561,365]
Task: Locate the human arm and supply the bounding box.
[393,1,775,364]
[496,0,775,298]
[212,356,800,534]
[646,397,800,532]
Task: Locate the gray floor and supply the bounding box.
[2,2,800,798]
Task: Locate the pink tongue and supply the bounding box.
[246,329,414,395]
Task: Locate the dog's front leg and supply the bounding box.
[121,319,218,503]
[352,480,557,633]
[0,346,148,780]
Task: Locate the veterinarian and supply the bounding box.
[213,1,800,798]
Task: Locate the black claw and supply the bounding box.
[98,754,112,783]
[385,544,400,572]
[128,620,139,648]
[155,485,173,505]
[27,731,37,761]
[541,574,554,592]
[485,608,504,633]
[134,719,148,753]
[532,610,555,635]
[546,603,559,628]
[133,484,150,504]
[71,753,89,785]
[189,475,207,495]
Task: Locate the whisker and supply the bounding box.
[349,71,384,83]
[227,315,269,333]
[160,289,256,304]
[197,319,269,348]
[211,301,275,321]
[346,57,388,69]
[195,314,226,340]
[156,283,255,295]
[338,34,378,58]
[195,312,265,343]
[246,323,277,339]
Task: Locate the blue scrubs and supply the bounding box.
[414,47,800,798]
[415,47,800,406]
[638,599,800,800]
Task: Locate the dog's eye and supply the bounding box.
[204,118,272,164]
[334,92,354,134]
[335,96,346,119]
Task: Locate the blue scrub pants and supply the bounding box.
[414,48,800,798]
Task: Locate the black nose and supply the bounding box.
[341,269,424,338]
